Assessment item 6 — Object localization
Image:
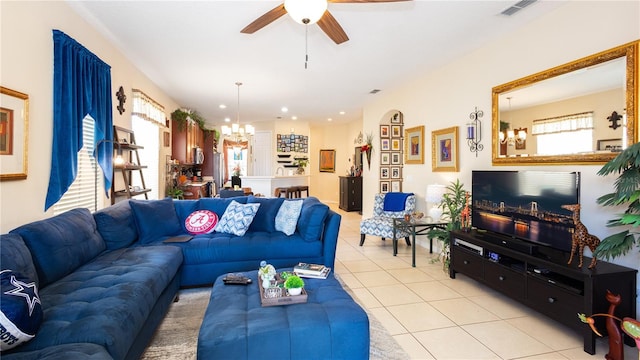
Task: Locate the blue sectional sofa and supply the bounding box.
[0,196,341,359]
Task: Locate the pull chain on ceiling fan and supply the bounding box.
[241,0,411,45]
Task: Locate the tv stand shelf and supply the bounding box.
[449,229,637,355]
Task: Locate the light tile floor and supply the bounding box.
[331,205,638,360]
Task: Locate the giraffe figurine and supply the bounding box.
[460,191,471,231]
[561,204,600,269]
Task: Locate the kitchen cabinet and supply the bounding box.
[172,119,203,164]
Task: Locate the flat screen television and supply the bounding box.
[471,170,580,254]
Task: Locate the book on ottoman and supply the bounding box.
[293,263,331,279]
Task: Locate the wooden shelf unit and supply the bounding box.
[111,126,151,204]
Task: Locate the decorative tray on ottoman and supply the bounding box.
[258,275,308,307]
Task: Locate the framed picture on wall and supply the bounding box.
[391,139,401,151]
[404,125,424,164]
[390,112,402,124]
[431,126,459,172]
[391,125,402,138]
[391,166,402,179]
[381,138,390,151]
[391,152,401,165]
[0,86,28,180]
[380,152,390,165]
[380,166,389,179]
[380,181,390,193]
[380,125,390,138]
[319,149,336,172]
[391,180,402,192]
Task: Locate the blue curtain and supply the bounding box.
[45,30,113,211]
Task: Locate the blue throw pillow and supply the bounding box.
[297,197,329,242]
[129,197,182,244]
[215,200,260,236]
[0,269,43,351]
[275,199,303,236]
[93,200,138,250]
[247,196,284,232]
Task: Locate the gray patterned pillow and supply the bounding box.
[215,200,260,236]
[275,200,303,236]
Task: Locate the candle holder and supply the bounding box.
[466,107,483,157]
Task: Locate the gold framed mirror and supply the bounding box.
[492,40,638,165]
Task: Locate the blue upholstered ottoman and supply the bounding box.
[197,269,369,359]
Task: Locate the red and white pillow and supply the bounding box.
[185,210,218,235]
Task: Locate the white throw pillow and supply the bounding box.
[275,199,303,236]
[215,201,260,236]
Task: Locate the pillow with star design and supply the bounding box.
[0,269,43,351]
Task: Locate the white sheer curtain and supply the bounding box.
[132,89,165,126]
[533,112,594,155]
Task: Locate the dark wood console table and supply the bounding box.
[449,229,637,355]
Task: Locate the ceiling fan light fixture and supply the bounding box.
[284,0,327,25]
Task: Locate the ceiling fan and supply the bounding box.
[241,0,411,45]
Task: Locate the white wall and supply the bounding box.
[361,1,640,315]
[0,1,179,231]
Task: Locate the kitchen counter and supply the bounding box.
[240,175,309,197]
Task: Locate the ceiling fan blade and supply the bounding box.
[241,4,287,34]
[317,10,349,44]
[329,0,411,3]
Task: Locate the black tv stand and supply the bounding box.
[450,229,637,355]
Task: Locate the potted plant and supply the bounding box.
[171,108,207,132]
[593,141,640,261]
[284,275,305,296]
[429,179,469,270]
[294,158,309,174]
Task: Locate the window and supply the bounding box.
[53,116,102,215]
[533,112,594,155]
[131,89,164,199]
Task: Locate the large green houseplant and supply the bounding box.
[430,179,469,269]
[593,141,640,260]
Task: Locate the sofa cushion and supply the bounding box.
[93,200,138,250]
[247,196,284,233]
[0,269,43,351]
[275,199,303,236]
[198,197,247,216]
[15,245,182,359]
[10,208,106,288]
[296,197,330,242]
[173,199,199,233]
[215,201,260,237]
[0,234,39,287]
[129,197,182,244]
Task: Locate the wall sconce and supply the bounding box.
[466,107,483,157]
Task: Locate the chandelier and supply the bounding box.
[221,82,254,144]
[499,97,526,146]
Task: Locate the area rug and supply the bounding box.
[141,277,409,359]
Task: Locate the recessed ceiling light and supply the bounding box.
[292,116,298,120]
[281,107,288,113]
[224,117,231,122]
[219,104,226,109]
[327,118,333,122]
[339,111,345,115]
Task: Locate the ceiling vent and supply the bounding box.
[501,0,537,16]
[369,89,381,94]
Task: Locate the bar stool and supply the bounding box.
[297,186,309,198]
[274,187,288,198]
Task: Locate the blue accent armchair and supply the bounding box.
[359,193,416,246]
